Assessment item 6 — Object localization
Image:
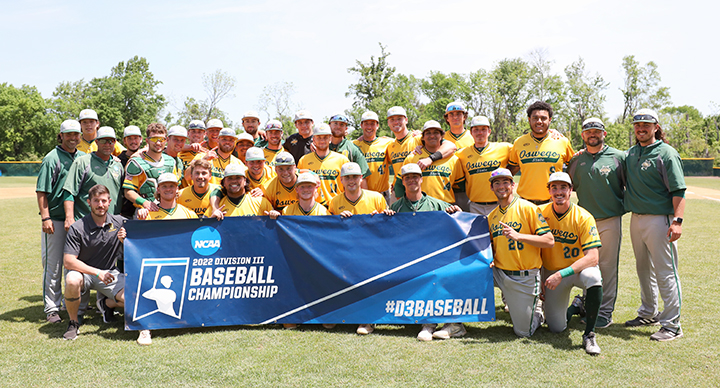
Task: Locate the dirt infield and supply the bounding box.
[0,187,36,199]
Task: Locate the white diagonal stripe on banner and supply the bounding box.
[260,232,489,324]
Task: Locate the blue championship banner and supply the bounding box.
[124,212,494,330]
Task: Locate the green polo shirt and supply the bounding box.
[390,193,452,213]
[62,152,125,219]
[625,140,686,215]
[330,138,371,178]
[36,146,86,220]
[567,145,626,219]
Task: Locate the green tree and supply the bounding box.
[418,71,471,127]
[561,57,609,149]
[620,55,671,146]
[346,43,396,109]
[257,81,297,136]
[489,58,533,142]
[0,83,55,161]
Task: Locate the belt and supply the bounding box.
[527,199,550,205]
[502,269,530,276]
[473,201,498,206]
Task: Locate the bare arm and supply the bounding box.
[64,253,115,285]
[500,221,554,248]
[668,196,685,242]
[124,189,159,212]
[63,200,75,231]
[545,247,598,290]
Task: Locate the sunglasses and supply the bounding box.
[633,114,657,123]
[96,138,116,145]
[148,136,167,143]
[582,122,605,130]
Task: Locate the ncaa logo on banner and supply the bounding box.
[192,226,221,256]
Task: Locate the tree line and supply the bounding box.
[1,48,718,163]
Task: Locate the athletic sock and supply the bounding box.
[584,285,603,335]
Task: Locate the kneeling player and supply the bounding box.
[207,164,274,218]
[540,172,603,355]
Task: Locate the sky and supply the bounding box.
[2,0,718,127]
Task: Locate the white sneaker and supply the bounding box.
[582,332,600,355]
[432,323,467,339]
[356,324,374,335]
[137,330,152,346]
[417,324,436,341]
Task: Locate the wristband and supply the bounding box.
[41,217,51,222]
[429,151,443,162]
[96,271,101,278]
[135,197,147,206]
[558,267,575,278]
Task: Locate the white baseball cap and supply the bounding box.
[400,163,423,176]
[313,123,332,136]
[224,163,246,177]
[236,132,254,144]
[219,128,238,139]
[96,126,116,140]
[582,118,605,131]
[245,147,265,162]
[158,172,179,185]
[207,119,224,129]
[329,113,350,124]
[340,162,362,177]
[489,168,513,182]
[296,171,319,185]
[265,120,283,131]
[123,125,142,138]
[294,110,313,122]
[386,106,407,118]
[548,171,573,186]
[78,109,98,121]
[188,120,206,130]
[632,109,659,124]
[422,120,444,133]
[242,111,260,120]
[361,111,379,123]
[470,116,490,128]
[168,125,188,138]
[60,120,81,134]
[274,152,295,166]
[445,101,467,114]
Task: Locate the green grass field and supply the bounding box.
[685,176,720,191]
[1,178,719,387]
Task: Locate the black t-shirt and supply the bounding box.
[283,133,313,164]
[64,213,126,270]
[117,151,136,218]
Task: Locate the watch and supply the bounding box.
[672,217,683,225]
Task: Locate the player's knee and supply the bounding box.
[114,289,125,305]
[65,272,83,288]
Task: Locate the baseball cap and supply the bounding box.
[329,114,350,124]
[274,152,295,166]
[123,125,142,138]
[582,118,605,131]
[245,147,265,162]
[78,109,98,121]
[400,163,423,176]
[157,172,179,185]
[296,171,319,185]
[224,163,246,177]
[548,171,573,186]
[470,116,491,128]
[168,125,188,138]
[361,111,379,123]
[188,120,206,130]
[243,111,260,120]
[219,128,238,139]
[207,119,224,129]
[489,168,513,182]
[340,162,362,177]
[386,106,407,118]
[294,110,313,122]
[96,126,116,140]
[313,123,332,136]
[445,101,467,114]
[422,120,444,133]
[265,120,283,131]
[236,132,254,144]
[60,120,81,134]
[632,109,659,124]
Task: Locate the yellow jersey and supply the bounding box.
[77,138,125,157]
[457,142,512,203]
[147,204,198,220]
[247,164,276,191]
[353,136,394,192]
[399,148,465,204]
[206,190,274,217]
[178,150,202,188]
[192,153,245,186]
[488,196,551,271]
[539,203,602,271]
[282,202,330,216]
[261,176,300,211]
[507,133,574,201]
[263,147,283,167]
[328,190,387,215]
[444,129,474,150]
[177,183,220,217]
[297,151,349,205]
[386,133,423,178]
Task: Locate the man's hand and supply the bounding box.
[544,272,562,290]
[339,210,353,218]
[445,205,461,214]
[142,200,159,212]
[417,157,432,170]
[117,227,126,243]
[668,223,682,242]
[204,150,218,161]
[98,269,115,285]
[548,128,566,140]
[137,208,149,220]
[257,129,267,141]
[210,205,226,220]
[64,217,74,231]
[264,210,281,220]
[412,145,423,155]
[42,219,54,234]
[249,187,264,197]
[371,209,395,216]
[499,221,520,241]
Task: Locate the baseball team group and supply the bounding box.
[35,99,685,354]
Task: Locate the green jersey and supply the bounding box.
[625,140,686,215]
[63,152,125,219]
[390,193,451,213]
[330,138,371,178]
[567,145,626,219]
[36,146,86,220]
